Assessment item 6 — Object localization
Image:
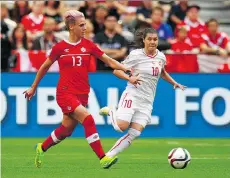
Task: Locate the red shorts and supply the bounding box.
[56,93,88,114]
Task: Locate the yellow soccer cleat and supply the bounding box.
[99,106,110,116]
[35,143,44,168]
[100,155,118,169]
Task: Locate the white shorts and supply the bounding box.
[116,90,152,128]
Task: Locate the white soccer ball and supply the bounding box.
[168,147,191,169]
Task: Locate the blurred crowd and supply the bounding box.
[1,0,230,72]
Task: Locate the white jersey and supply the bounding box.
[122,48,166,105]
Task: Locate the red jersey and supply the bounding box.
[49,38,104,95]
[21,13,45,33]
[170,38,193,52]
[201,32,229,49]
[176,17,207,48]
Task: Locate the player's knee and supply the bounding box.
[117,121,129,131]
[128,128,141,140]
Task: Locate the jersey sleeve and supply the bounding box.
[89,41,104,58]
[48,44,61,62]
[222,34,230,48]
[159,52,167,67]
[121,52,137,68]
[21,16,29,31]
[165,24,174,39]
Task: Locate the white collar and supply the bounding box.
[142,48,158,58]
[64,39,82,46]
[184,17,203,28]
[28,13,44,24]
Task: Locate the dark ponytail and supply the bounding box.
[133,28,158,48]
[133,29,145,48]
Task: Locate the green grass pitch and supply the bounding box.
[1,138,230,178]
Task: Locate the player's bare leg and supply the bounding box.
[70,105,118,169]
[106,122,143,158]
[35,115,78,168]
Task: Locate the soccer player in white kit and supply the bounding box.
[99,28,186,160]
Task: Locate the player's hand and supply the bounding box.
[218,48,228,58]
[23,87,36,101]
[173,83,187,91]
[128,73,142,88]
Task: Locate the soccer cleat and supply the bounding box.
[99,106,110,116]
[35,143,44,168]
[100,155,118,169]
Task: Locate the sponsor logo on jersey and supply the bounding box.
[67,106,71,110]
[64,49,69,52]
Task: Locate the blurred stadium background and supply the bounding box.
[1,1,230,178]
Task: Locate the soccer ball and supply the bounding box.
[168,147,191,169]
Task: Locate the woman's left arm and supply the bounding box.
[161,68,187,90]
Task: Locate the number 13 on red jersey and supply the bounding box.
[72,56,82,66]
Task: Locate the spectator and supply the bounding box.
[31,18,61,51]
[170,26,193,53]
[115,21,134,42]
[151,7,174,42]
[92,5,108,34]
[200,18,230,57]
[117,1,137,32]
[1,20,12,72]
[85,19,95,41]
[135,20,152,30]
[167,0,188,32]
[108,1,131,16]
[1,3,17,38]
[21,1,45,40]
[102,1,137,32]
[105,0,138,21]
[157,1,174,20]
[61,1,82,11]
[104,1,120,20]
[11,24,28,50]
[176,5,207,48]
[94,14,128,71]
[136,0,153,22]
[9,1,31,23]
[44,1,63,26]
[79,1,97,20]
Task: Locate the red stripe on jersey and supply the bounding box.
[121,93,128,107]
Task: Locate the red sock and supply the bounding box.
[42,125,72,152]
[82,115,105,159]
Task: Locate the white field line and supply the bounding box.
[166,142,230,147]
[192,157,230,160]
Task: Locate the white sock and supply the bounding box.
[109,107,123,132]
[106,128,141,157]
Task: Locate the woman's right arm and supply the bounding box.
[113,69,142,88]
[113,69,130,81]
[23,58,54,100]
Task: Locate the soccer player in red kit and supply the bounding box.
[23,10,133,169]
